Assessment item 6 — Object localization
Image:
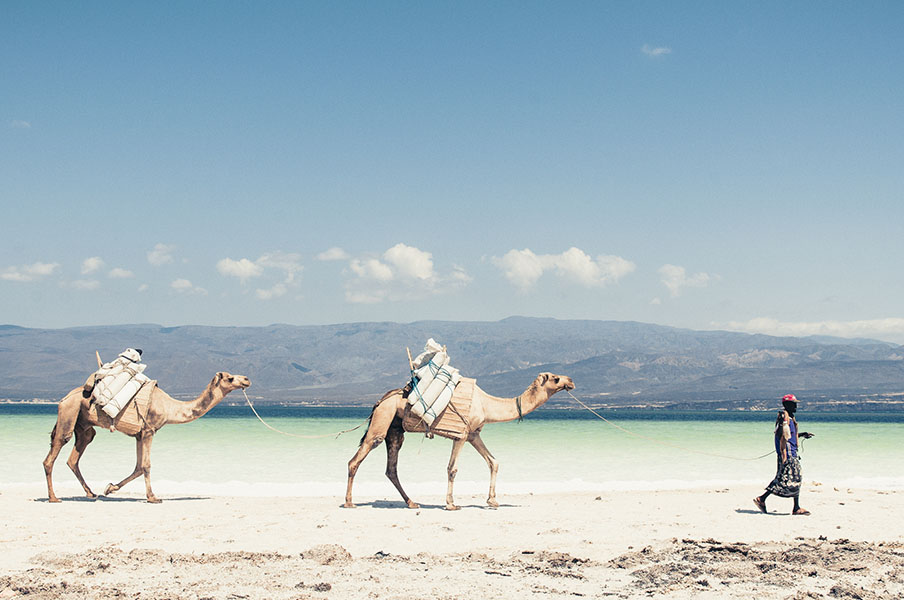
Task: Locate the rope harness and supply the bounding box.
[242,389,368,440]
[241,384,776,462]
[566,390,774,462]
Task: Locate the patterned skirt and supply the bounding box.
[766,455,802,498]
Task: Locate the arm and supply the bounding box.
[779,421,791,462]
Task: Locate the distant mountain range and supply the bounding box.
[2,317,903,409]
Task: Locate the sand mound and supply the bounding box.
[609,537,904,598]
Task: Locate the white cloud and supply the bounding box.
[10,120,31,129]
[641,44,672,57]
[257,252,303,284]
[108,267,134,279]
[723,317,904,344]
[553,247,636,287]
[217,257,263,282]
[71,279,100,290]
[316,247,350,261]
[217,252,303,299]
[1,262,60,282]
[659,264,711,297]
[350,258,394,282]
[255,283,287,300]
[171,278,207,295]
[492,249,545,290]
[383,243,435,281]
[148,243,176,266]
[491,247,635,291]
[81,257,104,274]
[138,283,149,292]
[450,265,473,285]
[342,243,470,303]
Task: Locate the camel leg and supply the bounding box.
[66,425,98,499]
[469,433,500,508]
[43,426,71,503]
[384,424,418,509]
[104,432,160,502]
[139,433,160,503]
[344,398,397,508]
[444,438,467,511]
[43,395,82,503]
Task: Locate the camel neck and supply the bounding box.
[166,386,224,424]
[482,387,547,424]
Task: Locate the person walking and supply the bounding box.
[753,394,813,515]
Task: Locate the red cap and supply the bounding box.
[782,394,798,403]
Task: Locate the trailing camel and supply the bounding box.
[345,372,574,510]
[43,359,250,503]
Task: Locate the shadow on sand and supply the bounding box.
[344,499,517,510]
[34,495,210,503]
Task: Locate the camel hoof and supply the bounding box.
[445,504,461,511]
[342,502,356,509]
[147,497,162,504]
[407,501,420,509]
[104,484,116,495]
[487,499,499,508]
[86,492,97,500]
[49,497,61,504]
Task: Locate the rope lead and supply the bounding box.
[243,389,368,440]
[566,391,774,462]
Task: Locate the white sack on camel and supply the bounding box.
[408,339,461,427]
[92,348,151,418]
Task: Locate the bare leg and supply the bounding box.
[445,438,466,510]
[469,433,500,508]
[384,425,417,508]
[66,425,98,499]
[344,396,398,508]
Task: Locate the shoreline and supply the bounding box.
[2,485,902,598]
[4,399,904,414]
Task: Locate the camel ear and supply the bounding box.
[212,372,223,386]
[538,373,549,386]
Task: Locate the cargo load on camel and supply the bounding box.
[407,339,461,426]
[84,347,151,418]
[401,339,477,439]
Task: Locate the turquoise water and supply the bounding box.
[4,405,903,498]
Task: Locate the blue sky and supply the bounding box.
[3,2,903,342]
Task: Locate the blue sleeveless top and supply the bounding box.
[775,416,798,458]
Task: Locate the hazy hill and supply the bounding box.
[1,318,902,408]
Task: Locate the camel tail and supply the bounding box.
[50,423,57,445]
[359,405,378,446]
[358,388,403,446]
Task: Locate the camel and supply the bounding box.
[43,361,250,503]
[344,372,575,510]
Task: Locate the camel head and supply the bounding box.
[211,371,251,392]
[534,372,575,396]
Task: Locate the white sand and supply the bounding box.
[1,483,902,598]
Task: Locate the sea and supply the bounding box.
[3,404,902,499]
